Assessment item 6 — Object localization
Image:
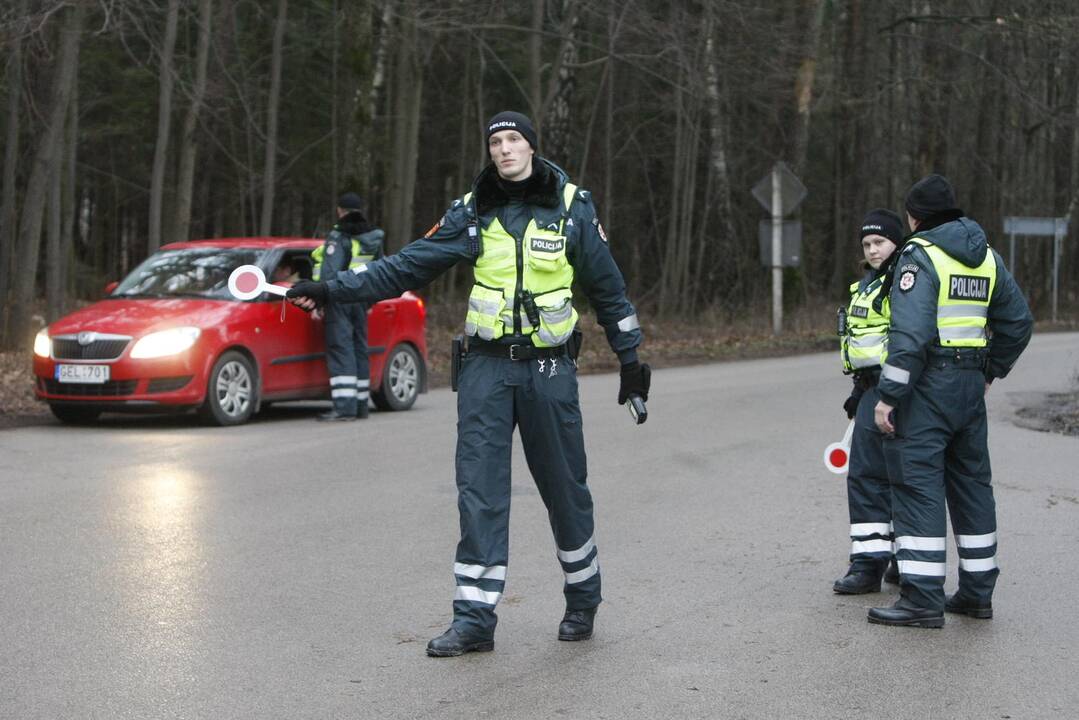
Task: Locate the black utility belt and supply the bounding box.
[855,371,880,389]
[466,338,568,361]
[925,347,987,370]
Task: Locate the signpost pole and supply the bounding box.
[1053,219,1062,323]
[771,167,783,335]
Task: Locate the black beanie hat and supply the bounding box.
[485,111,538,150]
[337,192,363,211]
[905,174,957,220]
[859,208,904,245]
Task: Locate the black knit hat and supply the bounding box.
[485,111,538,150]
[905,174,957,220]
[337,192,363,211]
[859,208,904,245]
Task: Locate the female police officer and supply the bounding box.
[833,209,903,594]
[287,111,649,656]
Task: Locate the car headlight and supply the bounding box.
[34,330,51,358]
[130,327,201,359]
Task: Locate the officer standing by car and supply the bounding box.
[311,192,384,420]
[868,174,1033,628]
[833,209,903,595]
[288,111,649,656]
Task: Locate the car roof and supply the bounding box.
[160,237,321,251]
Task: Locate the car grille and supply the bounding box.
[52,336,131,360]
[147,376,193,393]
[41,379,138,396]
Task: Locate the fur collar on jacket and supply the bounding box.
[472,160,562,216]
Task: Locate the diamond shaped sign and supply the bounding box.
[751,161,807,217]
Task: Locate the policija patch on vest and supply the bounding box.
[850,305,869,318]
[530,236,565,255]
[948,274,990,301]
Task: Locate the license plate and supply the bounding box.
[55,364,110,384]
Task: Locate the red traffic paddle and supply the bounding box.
[227,265,288,300]
[823,419,855,475]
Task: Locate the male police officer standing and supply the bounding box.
[312,193,384,420]
[868,175,1033,628]
[288,112,649,655]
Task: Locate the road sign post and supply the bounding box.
[1002,215,1067,323]
[752,162,807,335]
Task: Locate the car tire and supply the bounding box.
[49,404,102,424]
[372,343,421,411]
[199,350,258,426]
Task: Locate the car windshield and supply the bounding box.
[112,247,264,299]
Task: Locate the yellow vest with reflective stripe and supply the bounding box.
[311,238,376,280]
[842,276,890,372]
[464,183,579,347]
[909,237,997,347]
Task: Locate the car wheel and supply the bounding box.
[199,350,258,426]
[49,404,102,425]
[372,343,421,411]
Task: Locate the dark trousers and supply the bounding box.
[883,362,998,611]
[847,385,894,572]
[324,301,369,416]
[451,351,600,639]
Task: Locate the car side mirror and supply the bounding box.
[103,281,119,296]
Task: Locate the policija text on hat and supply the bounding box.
[287,111,651,656]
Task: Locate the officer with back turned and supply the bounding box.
[287,112,650,655]
[868,174,1033,628]
[312,192,384,420]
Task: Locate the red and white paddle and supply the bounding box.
[823,419,855,475]
[227,265,288,300]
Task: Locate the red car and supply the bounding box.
[33,238,428,425]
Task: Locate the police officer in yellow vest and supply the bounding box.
[312,192,384,420]
[287,112,649,655]
[833,209,903,594]
[868,175,1032,628]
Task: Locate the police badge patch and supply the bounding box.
[326,243,335,255]
[898,271,916,291]
[592,217,608,243]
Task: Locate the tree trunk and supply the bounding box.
[385,11,424,252]
[0,0,26,337]
[62,81,79,306]
[260,0,288,235]
[173,0,213,243]
[541,0,579,165]
[790,0,825,176]
[701,13,736,305]
[148,0,181,254]
[46,134,63,321]
[8,2,84,349]
[529,0,544,116]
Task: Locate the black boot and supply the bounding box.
[317,410,356,422]
[558,607,597,641]
[425,627,494,657]
[867,598,944,628]
[357,403,369,419]
[883,558,900,585]
[833,565,884,594]
[945,593,993,619]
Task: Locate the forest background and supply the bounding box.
[2,0,1078,358]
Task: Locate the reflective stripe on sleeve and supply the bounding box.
[556,536,595,564]
[851,539,893,555]
[957,532,997,549]
[617,314,640,332]
[565,558,599,585]
[958,556,998,572]
[850,522,892,537]
[881,363,910,385]
[895,535,947,552]
[454,563,507,581]
[454,586,501,605]
[897,560,946,577]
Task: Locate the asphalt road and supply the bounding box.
[2,333,1077,720]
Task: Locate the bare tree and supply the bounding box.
[0,0,27,334]
[148,0,181,253]
[173,0,214,243]
[259,0,288,235]
[7,2,84,348]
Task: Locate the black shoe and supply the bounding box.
[558,607,597,641]
[425,628,494,657]
[317,410,356,422]
[945,593,993,619]
[883,558,900,585]
[357,403,369,419]
[833,567,883,595]
[867,599,944,628]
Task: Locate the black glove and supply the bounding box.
[618,361,651,405]
[843,379,865,419]
[286,280,329,307]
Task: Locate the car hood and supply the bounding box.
[46,298,240,337]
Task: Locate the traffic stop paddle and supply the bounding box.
[822,419,855,474]
[227,265,288,300]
